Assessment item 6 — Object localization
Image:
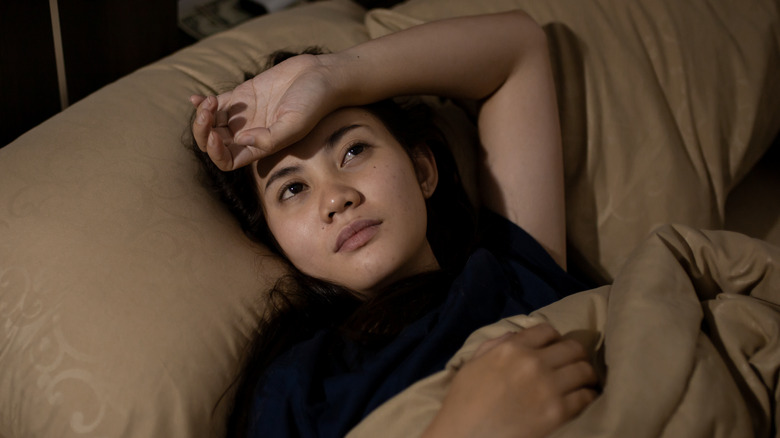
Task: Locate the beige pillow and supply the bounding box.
[367,0,780,282]
[2,0,777,436]
[0,1,367,437]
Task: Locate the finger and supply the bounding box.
[551,360,598,394]
[509,323,561,349]
[234,126,274,152]
[538,338,589,369]
[214,126,235,143]
[473,331,516,360]
[206,130,235,171]
[215,91,233,110]
[215,108,229,129]
[473,324,561,361]
[190,94,206,107]
[235,111,315,155]
[228,143,268,170]
[202,94,218,110]
[193,107,214,152]
[560,387,598,419]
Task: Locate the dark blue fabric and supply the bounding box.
[247,210,586,437]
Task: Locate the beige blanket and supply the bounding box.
[348,225,780,437]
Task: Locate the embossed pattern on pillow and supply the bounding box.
[0,1,368,437]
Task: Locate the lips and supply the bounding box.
[335,219,382,253]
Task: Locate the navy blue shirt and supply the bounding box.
[248,210,585,437]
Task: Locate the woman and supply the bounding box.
[190,10,597,438]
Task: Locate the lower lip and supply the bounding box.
[338,224,380,252]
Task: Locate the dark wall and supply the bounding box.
[1,0,190,147]
[1,1,62,148]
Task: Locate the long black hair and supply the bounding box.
[188,48,477,436]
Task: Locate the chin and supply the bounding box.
[341,271,398,297]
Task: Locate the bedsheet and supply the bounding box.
[347,225,780,437]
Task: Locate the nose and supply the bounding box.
[320,183,362,222]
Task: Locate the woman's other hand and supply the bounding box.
[190,54,342,171]
[423,323,598,438]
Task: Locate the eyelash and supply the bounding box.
[279,181,306,201]
[277,142,371,202]
[342,142,368,166]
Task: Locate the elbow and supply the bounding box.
[504,9,549,50]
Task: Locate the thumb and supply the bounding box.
[229,122,305,170]
[235,111,314,156]
[233,126,273,154]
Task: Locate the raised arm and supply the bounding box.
[192,11,566,268]
[192,12,591,437]
[328,12,566,267]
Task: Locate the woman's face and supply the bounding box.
[253,107,440,296]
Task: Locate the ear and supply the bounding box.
[412,144,438,199]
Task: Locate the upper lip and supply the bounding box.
[334,219,382,252]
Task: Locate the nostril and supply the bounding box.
[327,201,353,220]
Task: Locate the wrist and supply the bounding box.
[317,51,374,108]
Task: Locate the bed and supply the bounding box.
[1,0,778,436]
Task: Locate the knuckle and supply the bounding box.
[571,388,598,414]
[473,337,501,358]
[533,322,559,337]
[541,398,567,424]
[520,323,560,346]
[573,360,591,376]
[517,353,544,375]
[579,360,597,379]
[561,338,587,358]
[476,336,528,367]
[488,339,515,359]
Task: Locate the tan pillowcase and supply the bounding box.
[0,1,367,437]
[2,0,778,436]
[367,0,780,282]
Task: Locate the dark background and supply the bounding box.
[0,0,405,148]
[0,0,191,148]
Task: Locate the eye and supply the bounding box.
[279,182,307,201]
[342,143,368,166]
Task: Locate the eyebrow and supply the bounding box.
[262,124,365,194]
[263,165,301,194]
[325,124,363,149]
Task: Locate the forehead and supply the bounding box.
[254,107,385,180]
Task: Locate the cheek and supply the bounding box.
[390,163,427,211]
[266,211,321,266]
[371,162,429,232]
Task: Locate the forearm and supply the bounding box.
[316,12,566,267]
[321,11,547,106]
